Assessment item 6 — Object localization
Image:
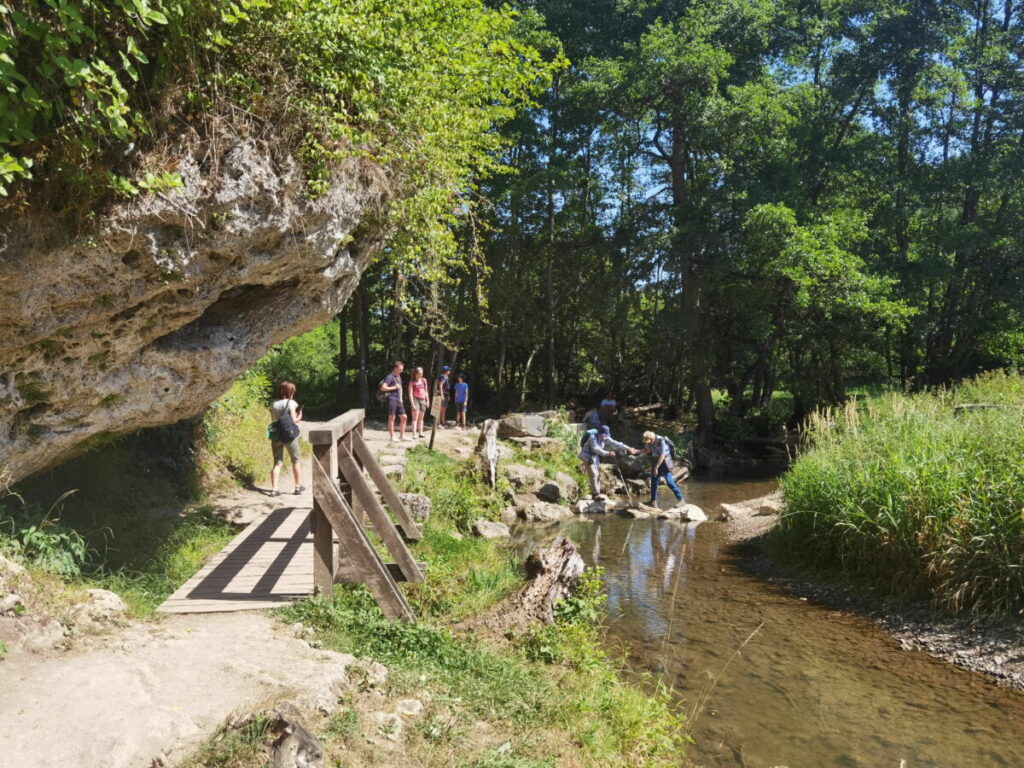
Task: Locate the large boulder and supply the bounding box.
[497,414,547,439]
[519,501,573,523]
[720,491,783,521]
[508,436,562,452]
[471,519,511,539]
[554,471,579,500]
[72,588,128,625]
[503,463,544,491]
[398,493,432,523]
[660,503,707,522]
[0,136,389,482]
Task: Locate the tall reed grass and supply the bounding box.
[774,372,1024,618]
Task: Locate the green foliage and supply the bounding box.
[0,0,266,194]
[0,497,90,578]
[201,369,272,486]
[253,321,339,415]
[400,446,503,532]
[280,589,549,724]
[775,372,1024,618]
[0,639,7,660]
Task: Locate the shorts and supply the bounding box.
[455,401,467,413]
[272,438,300,465]
[388,399,406,416]
[412,397,428,413]
[441,398,449,409]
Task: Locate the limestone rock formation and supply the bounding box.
[497,413,546,438]
[503,462,544,491]
[0,136,388,481]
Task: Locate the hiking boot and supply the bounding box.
[270,489,281,497]
[295,485,306,495]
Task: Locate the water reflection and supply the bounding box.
[529,479,1024,768]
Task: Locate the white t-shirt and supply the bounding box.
[270,399,297,420]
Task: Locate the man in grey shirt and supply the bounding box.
[579,425,637,499]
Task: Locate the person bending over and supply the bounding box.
[579,425,638,500]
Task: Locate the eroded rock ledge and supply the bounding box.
[0,136,389,480]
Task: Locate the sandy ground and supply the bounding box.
[0,612,366,768]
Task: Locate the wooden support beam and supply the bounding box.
[308,409,365,445]
[312,456,415,622]
[336,561,428,585]
[311,443,336,597]
[337,444,424,584]
[351,431,423,540]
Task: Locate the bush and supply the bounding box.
[774,371,1024,618]
[201,369,272,486]
[253,321,341,416]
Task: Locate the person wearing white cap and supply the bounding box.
[583,398,617,431]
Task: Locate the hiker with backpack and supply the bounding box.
[579,424,639,500]
[379,360,408,442]
[268,380,304,497]
[640,430,683,506]
[434,365,452,428]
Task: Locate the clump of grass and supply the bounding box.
[92,509,236,615]
[179,715,269,768]
[774,370,1024,618]
[280,589,549,724]
[400,446,504,531]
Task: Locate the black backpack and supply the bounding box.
[579,428,598,449]
[275,400,301,442]
[376,378,389,404]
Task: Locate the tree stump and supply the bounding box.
[475,418,500,488]
[518,535,586,624]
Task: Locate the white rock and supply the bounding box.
[396,699,424,717]
[0,592,25,614]
[471,520,510,539]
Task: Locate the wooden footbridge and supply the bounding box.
[158,409,423,621]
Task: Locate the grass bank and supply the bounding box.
[773,371,1024,618]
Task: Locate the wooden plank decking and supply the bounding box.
[157,504,329,614]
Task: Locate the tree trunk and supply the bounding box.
[355,283,370,410]
[669,123,714,444]
[336,309,348,410]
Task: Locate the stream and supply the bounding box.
[518,478,1024,768]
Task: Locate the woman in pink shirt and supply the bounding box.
[408,367,429,438]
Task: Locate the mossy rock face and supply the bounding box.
[0,136,388,482]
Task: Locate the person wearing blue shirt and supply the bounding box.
[453,373,470,430]
[641,430,683,505]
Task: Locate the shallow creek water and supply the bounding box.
[521,478,1024,768]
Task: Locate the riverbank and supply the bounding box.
[725,511,1024,691]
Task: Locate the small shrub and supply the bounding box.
[0,496,91,578]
